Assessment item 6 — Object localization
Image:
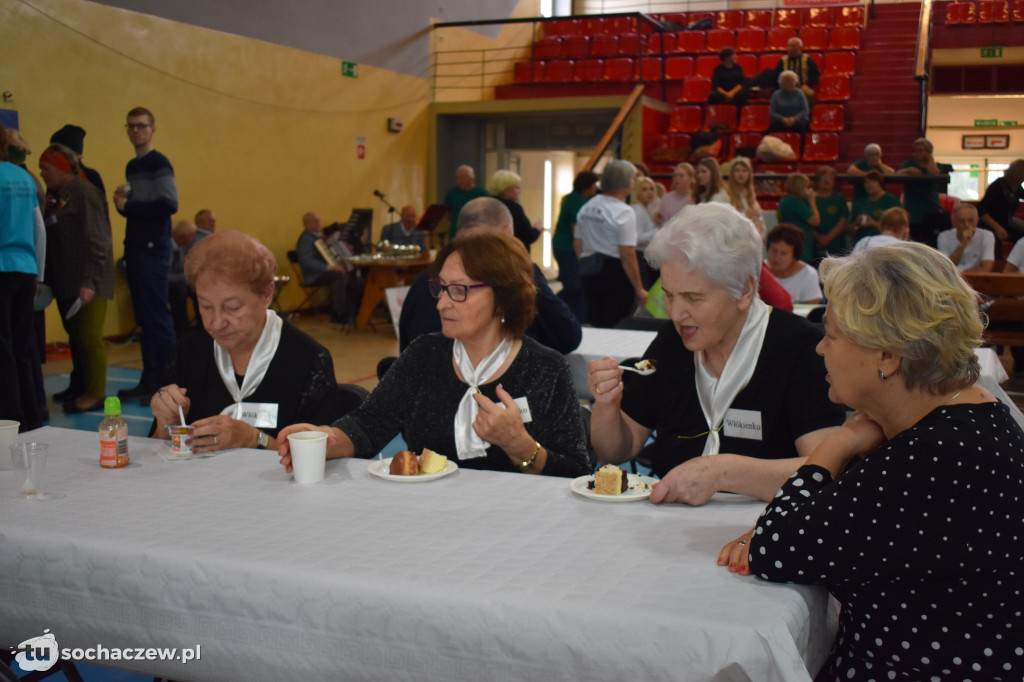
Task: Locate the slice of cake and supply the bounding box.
[389,450,419,475]
[593,464,629,495]
[418,448,448,474]
[634,359,657,371]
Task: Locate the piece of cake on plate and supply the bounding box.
[593,464,628,495]
[418,448,447,474]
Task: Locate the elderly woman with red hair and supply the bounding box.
[150,230,341,453]
[38,144,115,413]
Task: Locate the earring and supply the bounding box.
[501,316,506,324]
[879,370,887,381]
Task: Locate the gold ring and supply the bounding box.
[595,386,602,395]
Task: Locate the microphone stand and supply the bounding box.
[375,191,398,228]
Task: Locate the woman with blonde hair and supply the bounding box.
[654,162,695,225]
[776,172,821,262]
[719,241,1024,681]
[724,157,764,234]
[488,170,540,249]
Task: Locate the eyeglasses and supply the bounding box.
[428,279,489,302]
[125,123,151,131]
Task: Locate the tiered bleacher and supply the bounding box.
[500,7,867,180]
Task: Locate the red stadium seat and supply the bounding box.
[760,53,783,73]
[810,104,845,131]
[590,34,619,57]
[835,5,865,27]
[705,105,737,131]
[534,36,562,60]
[735,28,766,52]
[824,51,857,75]
[679,77,712,102]
[803,132,839,161]
[575,58,605,82]
[715,10,744,30]
[604,58,638,81]
[688,12,714,25]
[513,61,536,83]
[979,0,1011,22]
[641,57,663,81]
[540,60,574,82]
[657,12,688,27]
[607,16,639,34]
[738,105,770,131]
[772,132,803,156]
[560,35,590,59]
[656,133,693,160]
[731,132,763,155]
[579,17,609,36]
[829,27,861,50]
[695,55,719,79]
[945,2,976,24]
[674,31,706,54]
[668,106,703,132]
[544,19,579,38]
[774,8,805,29]
[1014,0,1024,21]
[767,28,798,52]
[807,7,835,28]
[745,9,772,29]
[645,33,676,54]
[619,34,644,55]
[799,27,829,52]
[665,56,695,80]
[706,29,735,53]
[817,74,851,101]
[737,54,758,75]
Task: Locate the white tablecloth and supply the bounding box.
[0,427,832,682]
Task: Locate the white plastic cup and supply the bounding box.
[0,420,19,471]
[288,431,328,484]
[166,425,195,454]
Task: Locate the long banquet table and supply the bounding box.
[1,427,833,682]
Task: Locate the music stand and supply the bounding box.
[416,204,449,250]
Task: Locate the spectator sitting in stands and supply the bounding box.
[846,143,896,203]
[398,197,580,354]
[708,47,747,109]
[850,170,902,242]
[775,37,819,106]
[897,137,952,246]
[852,206,911,254]
[296,211,353,325]
[769,70,809,133]
[937,202,994,273]
[380,204,427,251]
[978,158,1024,245]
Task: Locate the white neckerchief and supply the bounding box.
[453,336,513,459]
[694,299,770,456]
[214,309,283,420]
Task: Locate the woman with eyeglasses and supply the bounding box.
[278,231,590,477]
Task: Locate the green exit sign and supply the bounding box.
[980,47,1003,58]
[975,119,998,126]
[1002,121,1019,126]
[342,61,359,78]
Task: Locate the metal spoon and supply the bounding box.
[618,364,656,376]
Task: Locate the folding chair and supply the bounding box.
[287,250,331,317]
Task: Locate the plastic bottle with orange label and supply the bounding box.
[99,397,130,468]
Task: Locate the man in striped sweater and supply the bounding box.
[114,106,178,404]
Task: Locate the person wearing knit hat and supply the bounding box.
[50,124,106,198]
[38,143,115,413]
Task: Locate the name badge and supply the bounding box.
[221,402,279,428]
[722,408,762,441]
[513,396,533,424]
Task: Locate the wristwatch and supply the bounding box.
[255,430,269,449]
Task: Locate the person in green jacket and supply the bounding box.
[552,171,598,322]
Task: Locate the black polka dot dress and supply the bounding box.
[748,402,1024,681]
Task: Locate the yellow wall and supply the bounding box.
[2,0,432,341]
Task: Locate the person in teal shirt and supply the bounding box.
[776,173,820,263]
[552,171,598,322]
[846,143,895,203]
[443,165,489,239]
[897,137,951,245]
[811,167,850,258]
[850,171,902,243]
